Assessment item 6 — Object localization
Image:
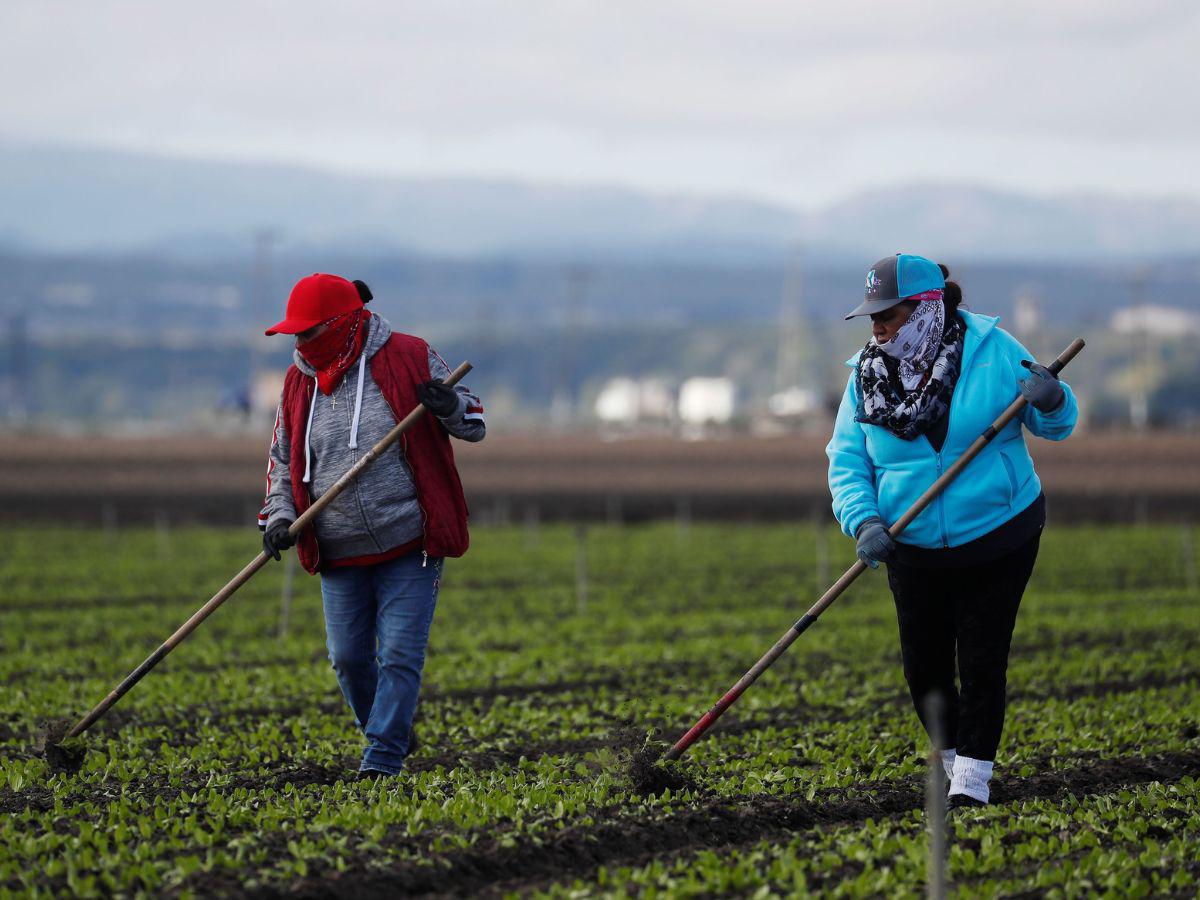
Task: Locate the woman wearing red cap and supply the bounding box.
[827,254,1078,808]
[259,273,485,779]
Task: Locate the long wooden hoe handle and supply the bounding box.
[664,339,1085,761]
[65,362,474,739]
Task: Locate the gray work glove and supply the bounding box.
[417,381,460,418]
[1018,360,1065,413]
[855,516,895,569]
[263,519,296,561]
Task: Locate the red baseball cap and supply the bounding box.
[265,273,364,336]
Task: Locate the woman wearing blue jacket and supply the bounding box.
[826,253,1078,808]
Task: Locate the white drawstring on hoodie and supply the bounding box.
[302,383,317,484]
[348,353,366,450]
[302,353,368,483]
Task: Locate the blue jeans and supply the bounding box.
[320,553,442,774]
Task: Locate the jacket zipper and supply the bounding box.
[930,354,958,550]
[935,451,949,548]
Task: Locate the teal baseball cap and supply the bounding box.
[845,253,945,319]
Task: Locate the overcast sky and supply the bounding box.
[2,0,1198,208]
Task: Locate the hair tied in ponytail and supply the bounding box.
[352,280,373,304]
[937,263,962,311]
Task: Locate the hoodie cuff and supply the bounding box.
[1035,382,1070,420]
[843,508,881,541]
[854,516,884,538]
[266,508,296,533]
[437,390,469,427]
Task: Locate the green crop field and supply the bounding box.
[2,523,1198,897]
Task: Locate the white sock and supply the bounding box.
[940,749,957,780]
[950,754,993,803]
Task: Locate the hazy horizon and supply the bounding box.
[7,133,1200,212]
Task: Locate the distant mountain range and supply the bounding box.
[3,140,1200,262]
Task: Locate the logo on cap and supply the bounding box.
[866,269,879,290]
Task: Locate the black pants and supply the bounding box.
[886,532,1040,761]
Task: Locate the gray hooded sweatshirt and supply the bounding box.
[259,314,485,562]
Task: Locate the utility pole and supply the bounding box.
[1128,268,1151,433]
[1013,287,1043,364]
[6,312,29,424]
[247,230,277,423]
[552,265,590,428]
[775,248,804,397]
[771,244,820,427]
[475,299,497,375]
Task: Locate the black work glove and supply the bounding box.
[417,380,460,418]
[855,516,895,569]
[1018,360,1065,413]
[263,519,296,561]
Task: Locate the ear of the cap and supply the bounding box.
[895,254,945,297]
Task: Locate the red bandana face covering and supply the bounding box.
[297,309,371,394]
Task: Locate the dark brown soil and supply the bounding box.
[3,433,1199,525]
[36,719,87,776]
[0,785,54,814]
[990,750,1200,804]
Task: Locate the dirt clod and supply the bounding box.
[36,719,87,775]
[611,727,700,797]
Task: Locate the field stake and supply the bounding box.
[924,692,947,900]
[278,550,297,640]
[664,339,1086,761]
[154,511,171,559]
[524,504,541,549]
[64,362,473,740]
[1181,524,1197,593]
[676,496,692,543]
[606,495,623,526]
[575,524,589,615]
[101,502,118,537]
[812,509,830,592]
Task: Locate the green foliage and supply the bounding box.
[0,523,1197,895]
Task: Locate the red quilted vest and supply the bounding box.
[279,332,470,574]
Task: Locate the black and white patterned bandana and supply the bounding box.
[878,295,945,391]
[855,303,965,441]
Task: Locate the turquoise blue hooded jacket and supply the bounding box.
[826,311,1078,549]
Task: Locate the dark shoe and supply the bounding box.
[356,768,396,782]
[948,793,987,809]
